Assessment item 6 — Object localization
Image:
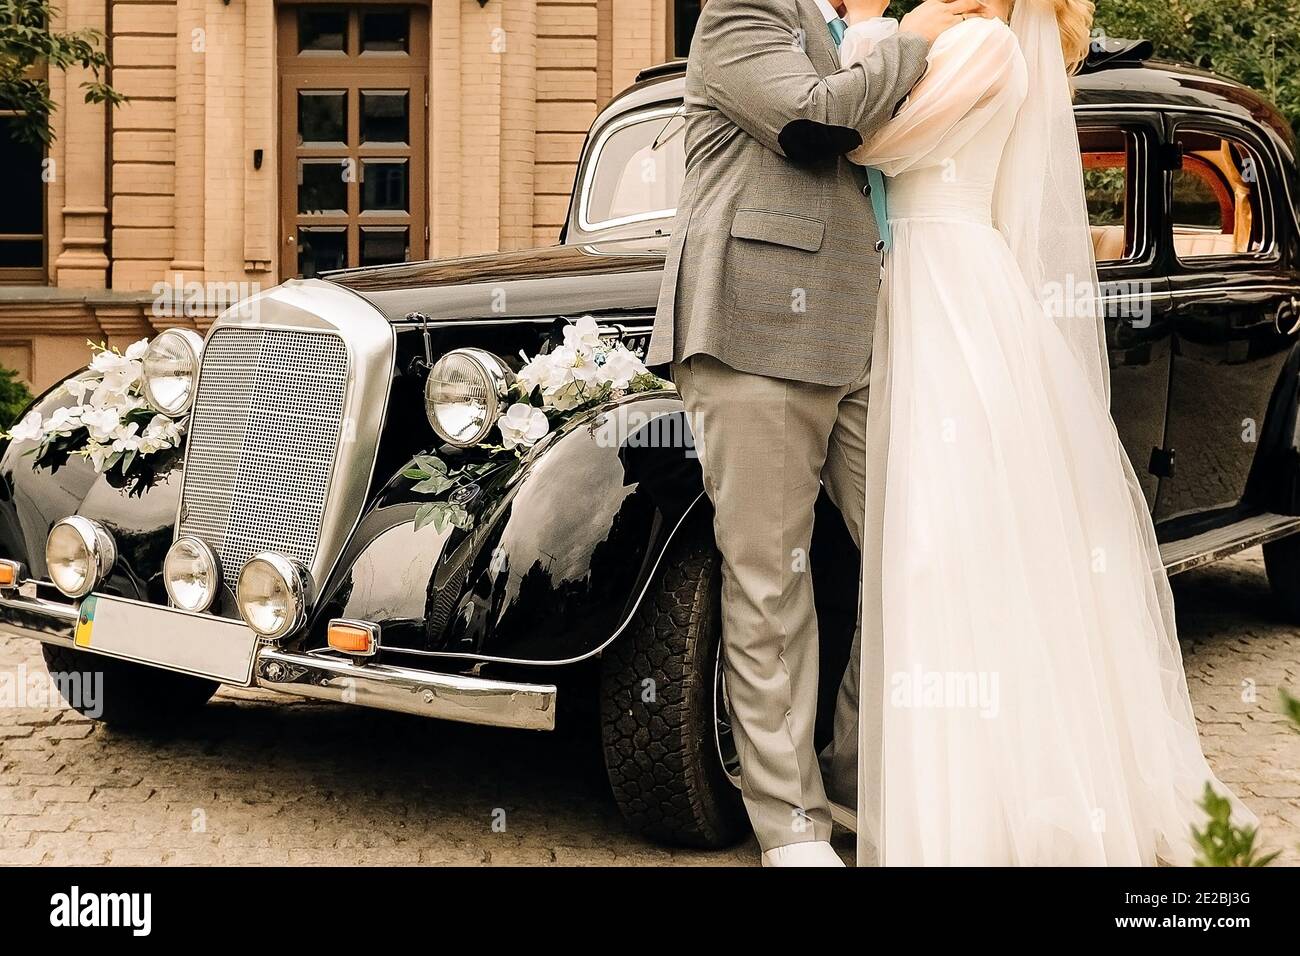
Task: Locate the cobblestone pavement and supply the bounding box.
[1,548,1298,866]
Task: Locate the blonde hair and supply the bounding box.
[1008,0,1095,73]
[1053,0,1096,74]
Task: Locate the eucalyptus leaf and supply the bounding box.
[413,502,438,531]
[412,474,455,494]
[413,454,449,474]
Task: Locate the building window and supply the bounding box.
[278,3,428,278]
[0,116,46,283]
[672,0,703,57]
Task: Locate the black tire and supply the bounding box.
[599,528,749,848]
[41,643,218,729]
[1264,533,1300,622]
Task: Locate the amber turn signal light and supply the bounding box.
[327,619,380,657]
[0,559,22,589]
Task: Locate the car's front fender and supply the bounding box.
[310,392,707,664]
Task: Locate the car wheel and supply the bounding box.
[599,528,749,848]
[41,643,218,729]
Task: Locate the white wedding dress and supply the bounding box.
[840,10,1255,865]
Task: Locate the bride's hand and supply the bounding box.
[899,0,990,42]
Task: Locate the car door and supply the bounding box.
[1077,111,1173,512]
[1155,114,1299,523]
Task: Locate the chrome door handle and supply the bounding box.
[1274,296,1300,336]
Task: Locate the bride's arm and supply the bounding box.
[842,17,1021,173]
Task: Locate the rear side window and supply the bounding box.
[579,108,686,233]
[1079,126,1143,264]
[1170,128,1271,261]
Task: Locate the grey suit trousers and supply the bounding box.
[674,353,867,850]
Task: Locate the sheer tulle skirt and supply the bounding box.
[856,217,1256,866]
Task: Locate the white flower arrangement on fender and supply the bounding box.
[407,316,673,532]
[2,339,185,495]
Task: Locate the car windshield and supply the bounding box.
[580,108,686,232]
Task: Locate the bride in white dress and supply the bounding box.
[839,0,1256,865]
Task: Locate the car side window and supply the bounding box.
[1170,127,1270,261]
[579,108,687,233]
[1079,126,1143,265]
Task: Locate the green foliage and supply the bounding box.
[1191,782,1279,866]
[404,455,499,533]
[1284,689,1300,731]
[891,0,1300,135]
[0,365,32,430]
[0,0,126,145]
[1093,0,1300,136]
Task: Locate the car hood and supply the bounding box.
[325,236,668,322]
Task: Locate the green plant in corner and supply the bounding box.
[1190,782,1279,866]
[1281,689,1300,730]
[0,0,126,145]
[0,365,32,430]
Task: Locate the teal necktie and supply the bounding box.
[827,16,890,253]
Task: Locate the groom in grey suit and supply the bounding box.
[647,0,984,865]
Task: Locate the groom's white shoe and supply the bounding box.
[760,841,845,867]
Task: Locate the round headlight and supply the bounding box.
[163,536,221,613]
[46,517,116,599]
[236,553,309,640]
[424,349,511,447]
[142,328,204,417]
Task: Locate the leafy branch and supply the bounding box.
[0,0,127,145]
[404,455,499,533]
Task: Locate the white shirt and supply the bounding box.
[813,0,840,23]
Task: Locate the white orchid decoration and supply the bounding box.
[2,339,186,494]
[498,403,551,450]
[407,316,672,532]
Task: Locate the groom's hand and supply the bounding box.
[900,0,992,43]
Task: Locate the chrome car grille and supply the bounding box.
[178,327,350,594]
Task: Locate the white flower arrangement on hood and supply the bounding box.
[513,315,655,423]
[406,316,672,532]
[2,339,186,481]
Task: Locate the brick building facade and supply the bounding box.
[0,0,702,391]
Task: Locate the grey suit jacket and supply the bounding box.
[647,0,930,386]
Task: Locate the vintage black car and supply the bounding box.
[3,42,1299,849]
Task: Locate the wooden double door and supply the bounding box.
[278,3,428,278]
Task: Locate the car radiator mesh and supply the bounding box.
[178,327,349,595]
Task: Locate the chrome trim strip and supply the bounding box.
[255,648,556,731]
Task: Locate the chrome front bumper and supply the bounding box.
[0,590,556,732]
